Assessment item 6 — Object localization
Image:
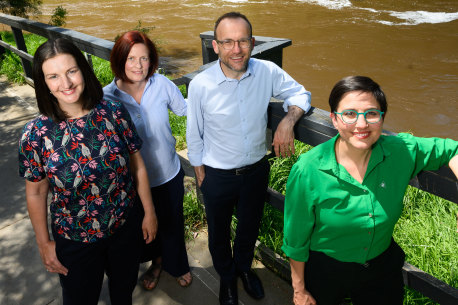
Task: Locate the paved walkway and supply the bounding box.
[0,78,293,305]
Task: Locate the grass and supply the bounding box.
[399,188,458,288]
[91,55,113,87]
[169,110,187,151]
[183,190,206,241]
[1,31,456,305]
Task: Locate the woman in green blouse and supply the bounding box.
[282,76,458,305]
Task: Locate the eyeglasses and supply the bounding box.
[334,109,384,124]
[215,38,252,50]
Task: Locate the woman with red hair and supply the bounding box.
[104,30,192,290]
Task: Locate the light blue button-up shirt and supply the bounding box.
[186,58,311,169]
[104,74,187,187]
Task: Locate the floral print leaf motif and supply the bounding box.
[71,141,79,150]
[50,152,60,162]
[88,160,98,169]
[70,163,79,172]
[18,100,142,243]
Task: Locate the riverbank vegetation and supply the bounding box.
[0,0,42,18]
[0,31,456,305]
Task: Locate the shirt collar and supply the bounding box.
[318,134,390,175]
[111,75,154,96]
[214,59,254,84]
[318,135,340,173]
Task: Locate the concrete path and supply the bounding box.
[0,77,293,305]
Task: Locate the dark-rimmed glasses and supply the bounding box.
[334,109,384,124]
[215,38,252,50]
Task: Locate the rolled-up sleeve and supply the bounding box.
[271,63,311,113]
[282,160,315,262]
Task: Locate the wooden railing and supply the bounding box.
[0,13,456,305]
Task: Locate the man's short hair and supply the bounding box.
[214,12,252,40]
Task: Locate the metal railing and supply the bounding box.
[0,13,456,305]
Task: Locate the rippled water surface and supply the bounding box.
[37,0,457,138]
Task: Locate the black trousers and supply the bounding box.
[200,158,270,282]
[305,239,406,305]
[141,168,190,277]
[53,202,143,305]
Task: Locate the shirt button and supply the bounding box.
[137,114,141,118]
[368,213,373,218]
[363,189,367,193]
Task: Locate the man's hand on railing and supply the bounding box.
[272,105,304,158]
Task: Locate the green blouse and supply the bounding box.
[282,133,458,263]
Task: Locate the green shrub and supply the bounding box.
[0,0,42,18]
[49,5,67,27]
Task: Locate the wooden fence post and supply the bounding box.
[11,27,32,80]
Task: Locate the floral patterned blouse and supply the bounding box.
[18,100,142,243]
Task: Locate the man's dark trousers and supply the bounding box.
[200,158,270,282]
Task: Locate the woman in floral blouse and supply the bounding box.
[18,38,157,305]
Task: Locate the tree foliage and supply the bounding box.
[49,5,67,27]
[0,0,43,18]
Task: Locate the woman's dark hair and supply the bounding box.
[32,38,103,122]
[329,76,387,117]
[214,12,253,40]
[110,31,159,82]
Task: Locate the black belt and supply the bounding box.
[206,156,268,176]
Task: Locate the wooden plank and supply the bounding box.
[0,39,33,61]
[0,13,113,60]
[266,187,285,212]
[410,166,458,203]
[254,240,291,283]
[11,27,32,79]
[402,263,458,305]
[0,35,5,57]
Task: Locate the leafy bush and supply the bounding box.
[0,0,42,18]
[49,5,67,27]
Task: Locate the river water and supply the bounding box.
[38,0,457,139]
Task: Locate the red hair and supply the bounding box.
[110,31,159,82]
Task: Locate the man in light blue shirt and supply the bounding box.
[186,12,311,305]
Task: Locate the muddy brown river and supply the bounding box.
[36,0,457,139]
